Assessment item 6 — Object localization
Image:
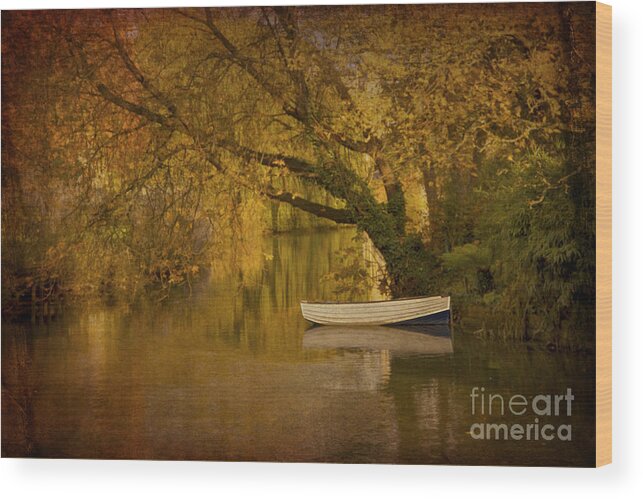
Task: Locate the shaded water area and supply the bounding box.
[2,228,595,465]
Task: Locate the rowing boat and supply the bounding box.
[300,295,451,326]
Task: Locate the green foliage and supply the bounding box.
[441,242,493,295]
[438,146,595,347]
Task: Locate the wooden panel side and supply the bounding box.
[596,1,612,468]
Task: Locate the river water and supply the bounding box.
[2,228,595,465]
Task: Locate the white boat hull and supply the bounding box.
[300,296,451,326]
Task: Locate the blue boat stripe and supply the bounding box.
[390,309,451,326]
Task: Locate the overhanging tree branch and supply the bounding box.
[110,18,178,117]
[199,146,354,225]
[95,83,170,127]
[203,9,294,113]
[200,8,375,155]
[65,33,173,128]
[217,140,317,175]
[265,190,354,224]
[67,30,359,227]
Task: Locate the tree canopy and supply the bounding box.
[2,3,596,346]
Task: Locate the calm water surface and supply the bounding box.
[2,228,595,465]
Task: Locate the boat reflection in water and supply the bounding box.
[302,324,453,356]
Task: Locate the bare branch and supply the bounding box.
[95,83,170,126]
[64,33,172,127]
[110,18,178,117]
[199,8,374,155]
[203,9,295,113]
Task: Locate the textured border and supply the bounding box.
[596,1,612,468]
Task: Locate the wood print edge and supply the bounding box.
[595,0,612,468]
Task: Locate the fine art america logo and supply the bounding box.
[469,387,574,441]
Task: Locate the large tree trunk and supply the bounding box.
[421,161,441,248]
[375,157,406,236]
